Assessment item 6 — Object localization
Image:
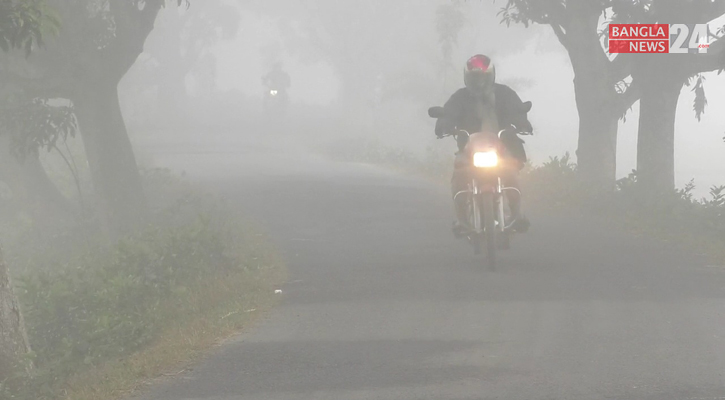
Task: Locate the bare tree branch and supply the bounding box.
[615,78,641,119]
[550,23,570,50]
[683,36,725,77]
[103,0,168,79]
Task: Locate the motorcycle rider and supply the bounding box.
[435,54,532,237]
[262,62,291,96]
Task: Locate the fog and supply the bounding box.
[118,0,725,195]
[3,1,725,398]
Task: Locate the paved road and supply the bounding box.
[134,134,725,400]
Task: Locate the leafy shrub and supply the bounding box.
[4,192,277,399]
[520,152,585,207]
[333,139,725,262]
[522,158,725,259]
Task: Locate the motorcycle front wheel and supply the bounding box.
[481,192,497,270]
[470,188,483,256]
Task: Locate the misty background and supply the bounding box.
[4,1,725,398]
[116,0,725,194]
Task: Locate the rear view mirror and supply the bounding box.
[522,101,532,113]
[428,106,446,119]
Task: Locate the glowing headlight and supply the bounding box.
[270,90,278,96]
[473,151,498,168]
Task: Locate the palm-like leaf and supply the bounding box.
[691,74,708,122]
[0,0,60,54]
[0,98,79,160]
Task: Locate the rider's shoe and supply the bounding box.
[452,221,470,239]
[505,216,530,233]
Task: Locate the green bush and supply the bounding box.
[21,219,224,371]
[330,139,725,261]
[3,192,275,399]
[521,153,585,208]
[612,176,725,238]
[520,155,725,258]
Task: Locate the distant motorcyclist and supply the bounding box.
[262,62,291,94]
[435,54,532,237]
[261,63,291,115]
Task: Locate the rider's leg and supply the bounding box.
[451,156,470,231]
[503,172,522,220]
[502,170,530,232]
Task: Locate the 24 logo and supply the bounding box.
[670,24,709,53]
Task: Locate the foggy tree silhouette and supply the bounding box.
[499,0,725,193]
[609,0,725,192]
[499,0,641,191]
[126,0,240,126]
[15,0,190,235]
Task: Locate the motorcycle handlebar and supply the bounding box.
[438,129,470,139]
[438,128,532,139]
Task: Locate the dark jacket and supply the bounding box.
[435,83,530,165]
[263,69,291,90]
[435,83,527,137]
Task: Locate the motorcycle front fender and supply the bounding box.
[473,168,499,193]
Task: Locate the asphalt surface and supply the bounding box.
[133,133,725,400]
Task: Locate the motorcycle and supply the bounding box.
[428,106,532,269]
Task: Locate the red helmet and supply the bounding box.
[464,54,495,92]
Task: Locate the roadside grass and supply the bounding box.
[1,168,287,400]
[56,228,285,400]
[322,137,725,266]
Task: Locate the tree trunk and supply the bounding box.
[561,4,623,192]
[73,82,147,235]
[13,0,170,236]
[572,71,619,191]
[0,248,32,381]
[634,60,683,193]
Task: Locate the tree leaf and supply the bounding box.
[692,74,708,122]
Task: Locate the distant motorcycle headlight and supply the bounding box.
[473,151,498,168]
[270,90,278,96]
